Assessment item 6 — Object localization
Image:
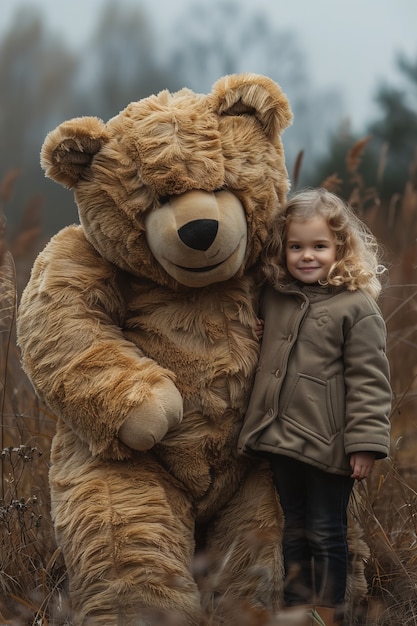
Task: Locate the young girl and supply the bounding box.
[238,188,392,626]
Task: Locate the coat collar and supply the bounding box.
[272,280,346,299]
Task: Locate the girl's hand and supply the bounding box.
[350,451,376,481]
[254,318,264,340]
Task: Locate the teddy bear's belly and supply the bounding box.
[124,311,257,428]
[123,287,259,423]
[155,410,249,519]
[138,329,254,509]
[123,291,259,511]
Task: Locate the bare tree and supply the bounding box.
[77,1,181,120]
[0,7,79,235]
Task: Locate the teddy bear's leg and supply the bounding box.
[50,453,202,626]
[200,461,284,626]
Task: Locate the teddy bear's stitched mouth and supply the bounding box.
[174,261,223,273]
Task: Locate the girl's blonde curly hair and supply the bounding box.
[263,188,386,300]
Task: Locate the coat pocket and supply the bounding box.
[281,374,342,444]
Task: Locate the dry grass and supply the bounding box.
[0,147,417,624]
[0,175,67,624]
[356,459,417,625]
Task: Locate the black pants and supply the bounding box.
[270,454,354,608]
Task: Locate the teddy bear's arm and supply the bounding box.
[17,226,183,459]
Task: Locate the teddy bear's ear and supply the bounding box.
[212,73,293,142]
[40,116,109,189]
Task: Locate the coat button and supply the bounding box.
[268,408,274,416]
[287,334,293,342]
[274,369,281,378]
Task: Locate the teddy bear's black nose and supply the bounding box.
[178,219,219,251]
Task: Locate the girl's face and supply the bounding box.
[285,216,337,284]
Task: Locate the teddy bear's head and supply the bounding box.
[41,73,292,288]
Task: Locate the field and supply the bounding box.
[0,144,417,625]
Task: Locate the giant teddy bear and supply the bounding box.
[17,74,367,625]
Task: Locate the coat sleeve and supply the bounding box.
[343,309,392,459]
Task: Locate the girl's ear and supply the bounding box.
[40,116,109,189]
[211,73,293,143]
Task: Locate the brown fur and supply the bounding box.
[17,74,367,625]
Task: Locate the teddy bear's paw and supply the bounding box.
[118,380,183,451]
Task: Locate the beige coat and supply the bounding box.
[238,281,392,475]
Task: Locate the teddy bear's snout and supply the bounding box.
[178,219,219,251]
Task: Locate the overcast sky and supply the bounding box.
[2,0,416,131]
